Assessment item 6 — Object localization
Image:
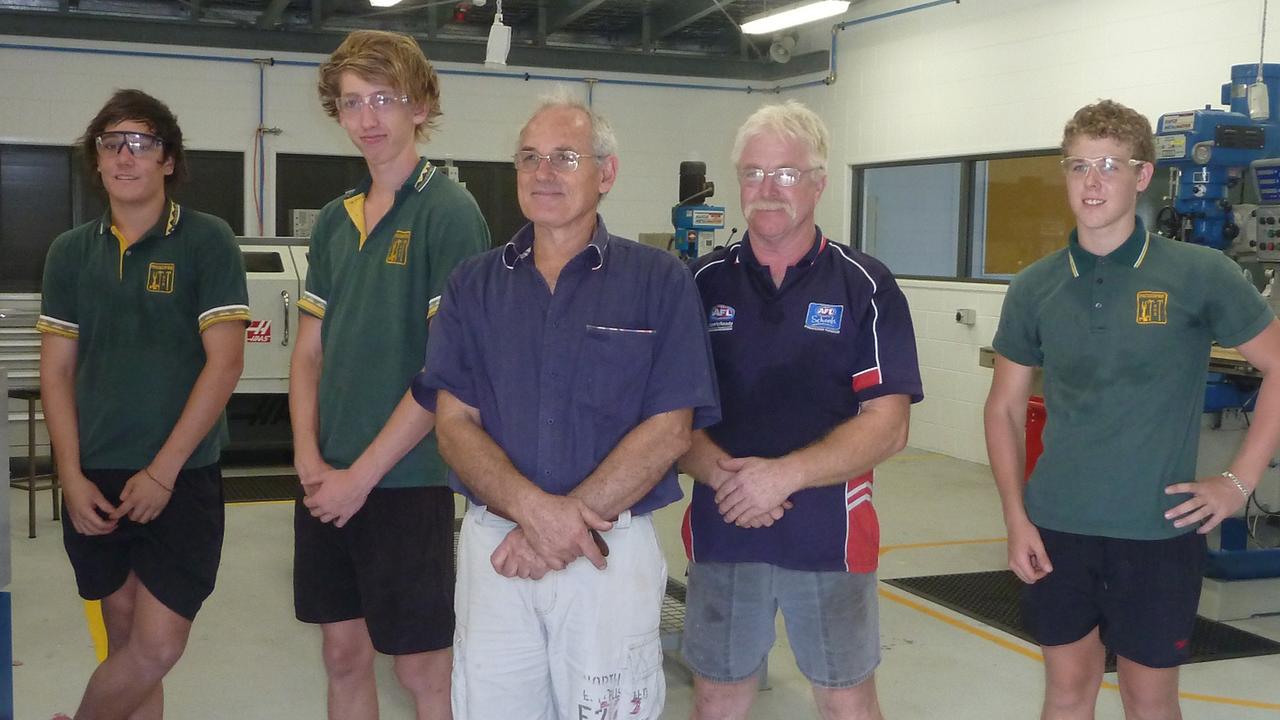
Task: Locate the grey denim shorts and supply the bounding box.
[681,561,881,688]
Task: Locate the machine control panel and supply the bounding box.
[1253,207,1280,261]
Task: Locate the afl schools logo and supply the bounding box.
[805,302,844,333]
[708,304,735,332]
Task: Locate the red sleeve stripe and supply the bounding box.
[852,367,882,392]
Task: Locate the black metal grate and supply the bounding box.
[885,570,1280,672]
[660,576,689,638]
[222,474,299,503]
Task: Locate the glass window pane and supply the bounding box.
[972,154,1075,278]
[860,163,960,276]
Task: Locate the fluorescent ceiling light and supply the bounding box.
[740,0,851,35]
[368,0,402,6]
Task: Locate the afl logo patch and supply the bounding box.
[805,302,843,333]
[708,304,735,332]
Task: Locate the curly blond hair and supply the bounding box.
[318,30,442,142]
[1062,99,1154,163]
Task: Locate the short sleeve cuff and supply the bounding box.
[1217,307,1277,349]
[991,337,1042,368]
[35,315,78,339]
[198,305,251,332]
[410,370,438,413]
[298,291,327,319]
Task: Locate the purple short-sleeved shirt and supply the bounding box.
[415,216,720,515]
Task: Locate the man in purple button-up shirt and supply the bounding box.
[414,91,719,719]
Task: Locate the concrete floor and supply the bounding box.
[11,448,1280,718]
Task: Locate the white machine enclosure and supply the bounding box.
[237,238,310,394]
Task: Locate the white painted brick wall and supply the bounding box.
[3,0,1274,466]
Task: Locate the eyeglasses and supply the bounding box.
[335,91,411,115]
[95,131,164,156]
[512,150,602,173]
[1060,156,1146,178]
[739,167,821,187]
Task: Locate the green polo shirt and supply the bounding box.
[37,202,250,470]
[993,218,1275,540]
[298,158,489,489]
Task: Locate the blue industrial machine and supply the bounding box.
[671,161,727,260]
[1155,64,1280,587]
[1155,63,1280,249]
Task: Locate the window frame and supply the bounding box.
[851,147,1064,284]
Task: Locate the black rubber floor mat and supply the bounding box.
[885,569,1280,672]
[223,474,299,503]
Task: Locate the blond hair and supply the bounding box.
[1062,100,1155,163]
[732,100,830,175]
[318,30,442,141]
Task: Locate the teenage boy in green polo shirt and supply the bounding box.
[288,29,488,718]
[39,89,249,720]
[985,99,1280,719]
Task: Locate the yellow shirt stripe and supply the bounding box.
[343,194,369,251]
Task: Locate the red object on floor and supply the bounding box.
[1025,396,1046,482]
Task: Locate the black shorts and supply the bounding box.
[1023,526,1207,668]
[62,465,225,622]
[294,485,456,655]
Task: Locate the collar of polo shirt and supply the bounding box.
[97,200,183,240]
[1066,216,1151,278]
[502,214,611,271]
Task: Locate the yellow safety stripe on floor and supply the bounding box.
[879,537,1006,556]
[83,600,108,663]
[880,587,1280,711]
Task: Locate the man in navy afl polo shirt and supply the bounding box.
[681,101,922,719]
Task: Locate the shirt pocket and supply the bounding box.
[580,324,656,426]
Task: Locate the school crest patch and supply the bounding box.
[146,262,175,293]
[1136,291,1168,325]
[387,230,411,266]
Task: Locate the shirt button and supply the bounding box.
[547,418,554,425]
[124,250,131,256]
[1096,278,1103,284]
[1094,302,1102,309]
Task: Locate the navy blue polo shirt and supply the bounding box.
[415,216,720,515]
[685,229,923,572]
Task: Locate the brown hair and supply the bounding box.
[318,30,442,142]
[77,89,186,190]
[1062,99,1155,163]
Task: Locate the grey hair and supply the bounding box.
[518,85,619,158]
[731,100,829,175]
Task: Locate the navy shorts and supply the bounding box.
[1023,526,1206,668]
[62,465,225,621]
[294,485,456,655]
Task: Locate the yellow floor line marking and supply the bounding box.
[881,588,1280,710]
[879,537,1006,556]
[83,600,107,662]
[880,587,1043,662]
[881,452,949,464]
[226,499,293,507]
